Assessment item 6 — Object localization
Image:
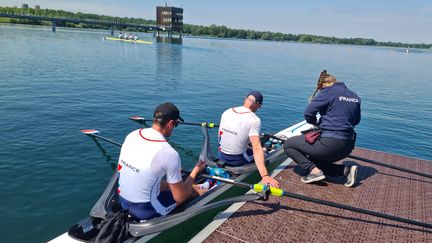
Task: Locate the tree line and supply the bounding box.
[1,6,430,49]
[182,24,430,49]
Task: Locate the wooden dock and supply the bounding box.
[191,147,432,242]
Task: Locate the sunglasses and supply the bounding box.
[174,119,180,127]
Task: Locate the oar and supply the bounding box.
[81,129,122,147]
[81,129,198,174]
[265,134,432,179]
[129,116,219,128]
[346,154,432,179]
[201,174,432,229]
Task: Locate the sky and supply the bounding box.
[2,0,432,43]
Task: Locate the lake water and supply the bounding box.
[0,24,431,242]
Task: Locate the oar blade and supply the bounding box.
[81,129,100,135]
[129,116,145,121]
[129,116,151,127]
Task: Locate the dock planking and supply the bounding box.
[197,147,432,243]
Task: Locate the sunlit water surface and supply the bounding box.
[0,24,431,242]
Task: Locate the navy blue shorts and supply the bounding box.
[119,190,176,220]
[218,149,254,166]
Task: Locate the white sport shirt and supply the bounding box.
[218,106,261,155]
[117,128,182,214]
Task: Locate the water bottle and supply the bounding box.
[204,166,230,188]
[197,167,229,190]
[206,166,230,178]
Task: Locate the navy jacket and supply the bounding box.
[304,82,361,140]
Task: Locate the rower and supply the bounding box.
[117,102,207,220]
[118,32,123,39]
[218,91,280,188]
[123,33,129,39]
[133,34,139,40]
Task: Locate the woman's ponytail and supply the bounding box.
[309,70,327,101]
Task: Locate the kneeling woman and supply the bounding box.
[284,70,361,187]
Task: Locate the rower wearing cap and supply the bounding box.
[218,91,280,188]
[117,102,207,220]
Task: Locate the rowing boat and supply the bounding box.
[49,119,314,242]
[104,37,153,45]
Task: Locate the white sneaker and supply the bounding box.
[344,165,358,187]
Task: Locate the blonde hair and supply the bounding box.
[309,70,337,101]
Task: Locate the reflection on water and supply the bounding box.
[156,36,183,45]
[89,137,118,170]
[155,41,183,91]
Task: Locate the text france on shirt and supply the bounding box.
[119,159,140,173]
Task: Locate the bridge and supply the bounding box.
[0,12,161,34]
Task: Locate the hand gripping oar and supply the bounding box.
[266,134,432,180]
[81,130,122,147]
[129,116,219,128]
[201,174,432,229]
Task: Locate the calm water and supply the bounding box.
[1,24,431,242]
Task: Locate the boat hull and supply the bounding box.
[104,37,153,45]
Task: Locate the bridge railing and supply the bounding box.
[0,11,158,29]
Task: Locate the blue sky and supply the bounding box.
[3,0,432,43]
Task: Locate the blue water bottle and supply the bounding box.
[206,166,230,178]
[204,166,230,188]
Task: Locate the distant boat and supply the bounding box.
[405,49,410,53]
[103,37,153,45]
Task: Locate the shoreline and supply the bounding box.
[1,22,431,52]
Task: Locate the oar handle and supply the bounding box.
[253,184,284,197]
